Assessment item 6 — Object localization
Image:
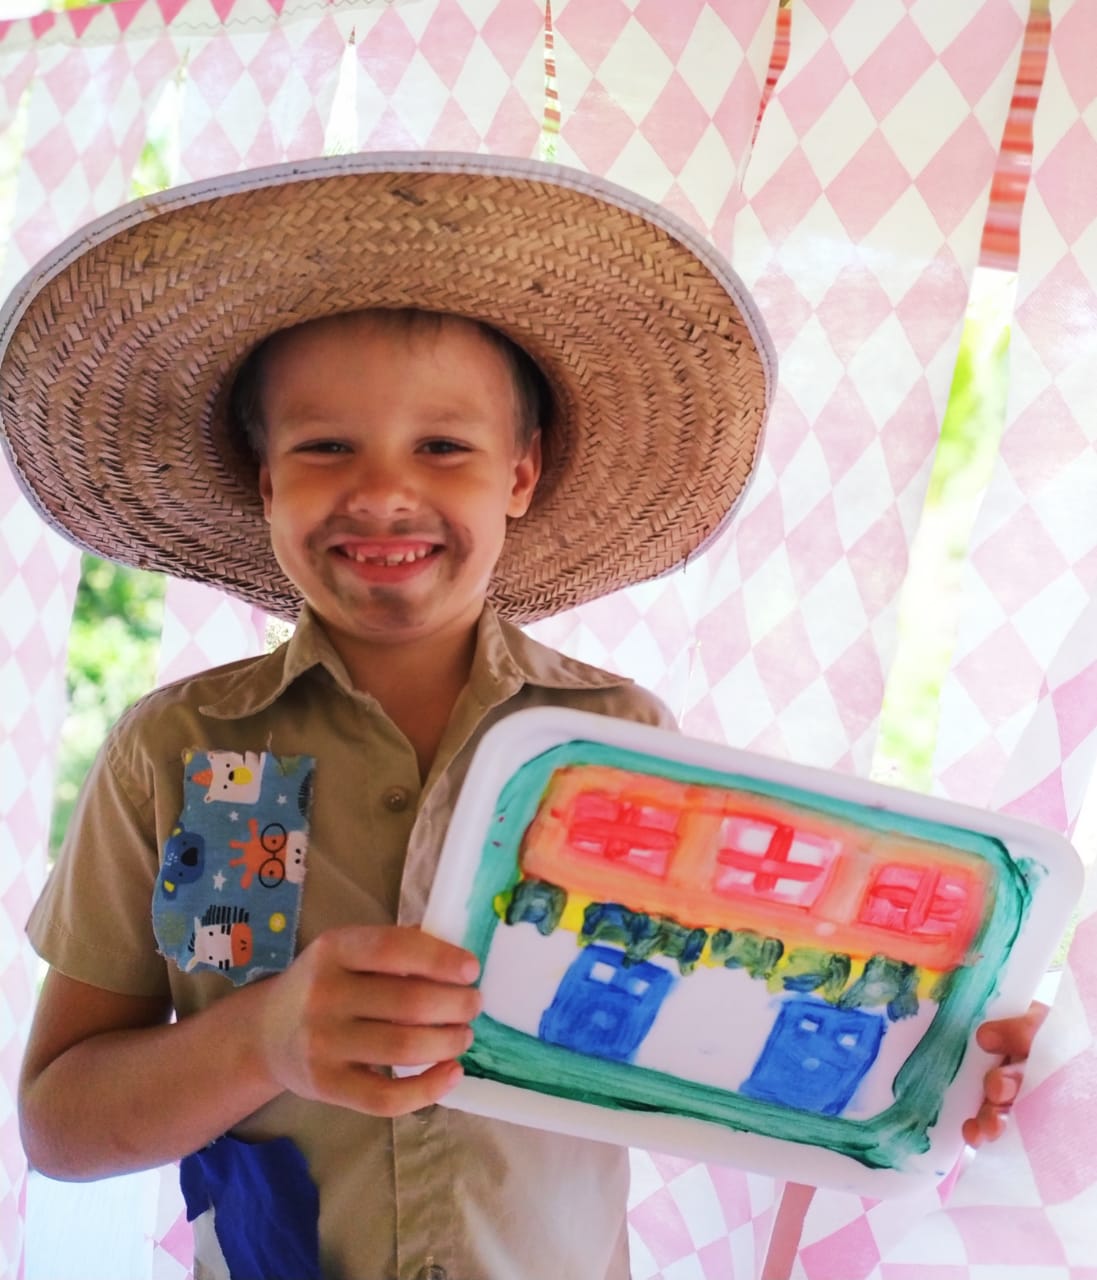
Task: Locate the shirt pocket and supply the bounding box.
[152,750,315,986]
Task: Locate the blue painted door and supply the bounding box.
[539,944,675,1062]
[740,996,885,1115]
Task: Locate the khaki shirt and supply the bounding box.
[28,606,676,1280]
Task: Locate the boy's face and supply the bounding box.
[257,311,542,667]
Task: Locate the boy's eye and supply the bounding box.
[294,440,350,455]
[420,439,471,456]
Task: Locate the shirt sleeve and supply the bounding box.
[26,717,172,1000]
[599,681,680,735]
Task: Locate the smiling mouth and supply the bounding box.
[334,541,441,569]
[343,546,435,566]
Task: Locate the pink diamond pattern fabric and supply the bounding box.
[2,10,175,274]
[0,8,179,1270]
[675,0,1028,776]
[628,1151,782,1280]
[157,581,268,688]
[704,2,1097,1276]
[907,13,1097,1268]
[352,0,544,154]
[527,0,779,722]
[174,3,344,182]
[0,494,79,1280]
[550,0,776,250]
[2,1,1097,1278]
[936,0,1097,819]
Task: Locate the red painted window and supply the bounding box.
[858,864,974,938]
[712,816,838,906]
[566,792,679,878]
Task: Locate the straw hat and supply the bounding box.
[0,153,773,623]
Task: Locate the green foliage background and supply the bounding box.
[873,273,1013,791]
[49,560,165,858]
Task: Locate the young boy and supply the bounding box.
[2,154,1040,1279]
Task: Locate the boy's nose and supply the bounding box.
[342,458,418,518]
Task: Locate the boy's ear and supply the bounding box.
[258,465,274,522]
[507,430,542,520]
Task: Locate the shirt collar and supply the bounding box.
[475,607,629,701]
[200,604,629,722]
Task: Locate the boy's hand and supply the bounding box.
[961,1000,1049,1147]
[257,925,482,1117]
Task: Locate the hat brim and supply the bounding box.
[0,153,773,622]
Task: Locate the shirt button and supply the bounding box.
[382,786,410,813]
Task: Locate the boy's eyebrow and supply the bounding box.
[417,404,501,427]
[266,410,345,431]
[268,403,502,432]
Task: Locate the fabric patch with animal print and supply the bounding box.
[152,750,315,985]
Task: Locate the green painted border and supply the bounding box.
[458,741,1033,1170]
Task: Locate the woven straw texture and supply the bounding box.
[0,157,772,622]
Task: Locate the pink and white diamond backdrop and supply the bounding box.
[349,0,545,154]
[1,0,1095,1276]
[0,5,172,1273]
[937,0,1097,825]
[681,0,1030,774]
[528,0,782,735]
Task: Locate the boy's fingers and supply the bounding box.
[976,1000,1050,1059]
[336,973,481,1027]
[312,1060,466,1117]
[328,925,480,984]
[962,1102,1007,1149]
[345,1060,466,1118]
[332,1019,474,1068]
[962,1001,1048,1147]
[983,1066,1023,1107]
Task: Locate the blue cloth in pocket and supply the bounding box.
[181,1134,320,1280]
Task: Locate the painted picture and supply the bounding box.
[422,708,1083,1196]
